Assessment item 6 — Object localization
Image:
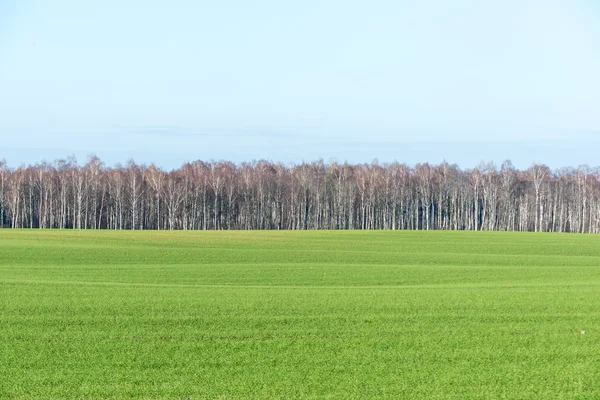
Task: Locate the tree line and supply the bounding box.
[1,156,599,233]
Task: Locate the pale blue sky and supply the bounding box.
[1,0,600,169]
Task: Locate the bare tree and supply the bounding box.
[3,155,600,233]
[0,160,9,228]
[145,164,166,230]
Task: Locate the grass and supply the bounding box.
[1,230,600,399]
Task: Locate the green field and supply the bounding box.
[1,230,600,399]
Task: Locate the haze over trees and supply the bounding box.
[1,156,599,233]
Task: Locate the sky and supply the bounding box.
[1,0,600,170]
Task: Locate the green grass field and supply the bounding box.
[1,230,600,399]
